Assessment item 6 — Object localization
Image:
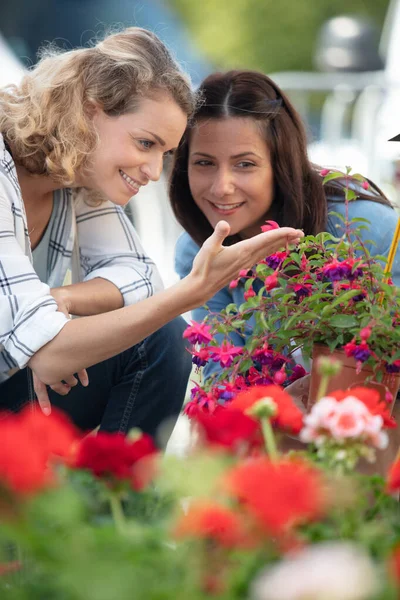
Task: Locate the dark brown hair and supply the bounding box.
[169,70,390,247]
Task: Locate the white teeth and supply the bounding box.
[120,170,140,190]
[213,202,243,210]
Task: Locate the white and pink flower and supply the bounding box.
[300,395,388,450]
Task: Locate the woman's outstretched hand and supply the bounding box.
[189,220,304,306]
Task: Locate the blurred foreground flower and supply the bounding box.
[224,457,326,537]
[251,542,381,600]
[0,406,78,496]
[73,431,157,491]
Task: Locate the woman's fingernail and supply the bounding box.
[43,407,51,416]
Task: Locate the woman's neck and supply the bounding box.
[15,164,63,204]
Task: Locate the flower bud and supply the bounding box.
[229,279,239,289]
[360,327,371,341]
[362,180,369,190]
[273,369,286,385]
[320,168,330,177]
[239,269,248,278]
[246,398,277,419]
[244,288,256,301]
[316,356,342,377]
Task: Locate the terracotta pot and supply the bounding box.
[308,344,400,413]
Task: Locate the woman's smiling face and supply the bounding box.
[80,91,187,205]
[188,117,274,238]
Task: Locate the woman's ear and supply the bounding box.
[84,100,102,120]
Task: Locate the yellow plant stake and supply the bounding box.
[384,216,400,280]
[379,215,400,305]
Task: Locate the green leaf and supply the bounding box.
[327,210,346,222]
[329,314,359,328]
[322,171,344,184]
[239,358,253,373]
[330,289,366,308]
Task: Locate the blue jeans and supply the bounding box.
[0,318,192,447]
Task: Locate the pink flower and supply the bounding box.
[300,396,388,449]
[320,168,330,177]
[261,220,280,232]
[362,180,369,190]
[244,288,256,301]
[229,279,239,289]
[209,341,243,368]
[183,321,213,345]
[265,273,279,291]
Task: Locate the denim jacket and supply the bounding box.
[175,200,400,380]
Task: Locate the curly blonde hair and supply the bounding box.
[0,28,196,185]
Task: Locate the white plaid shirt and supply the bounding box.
[0,134,163,383]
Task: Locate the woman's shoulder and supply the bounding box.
[327,198,397,223]
[174,231,201,279]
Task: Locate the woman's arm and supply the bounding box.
[29,222,303,384]
[51,278,124,316]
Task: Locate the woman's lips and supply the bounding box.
[207,200,245,215]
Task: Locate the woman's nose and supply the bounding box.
[140,154,164,182]
[210,171,235,198]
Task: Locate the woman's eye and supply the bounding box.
[237,161,256,168]
[139,140,154,150]
[194,160,213,167]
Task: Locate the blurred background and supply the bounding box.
[1,0,399,286]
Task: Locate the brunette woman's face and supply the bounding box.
[80,92,187,205]
[188,117,274,238]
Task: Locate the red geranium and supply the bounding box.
[224,457,326,536]
[74,432,157,490]
[193,405,261,452]
[174,500,247,548]
[229,385,304,434]
[0,406,78,495]
[328,387,396,429]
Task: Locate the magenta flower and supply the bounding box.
[192,347,211,367]
[183,321,213,345]
[344,341,371,363]
[265,251,288,270]
[261,220,280,232]
[265,273,279,291]
[209,341,243,368]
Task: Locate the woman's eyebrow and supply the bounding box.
[138,129,166,146]
[191,151,262,159]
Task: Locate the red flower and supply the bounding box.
[74,432,157,490]
[229,385,304,434]
[174,501,247,548]
[224,457,326,536]
[329,387,396,429]
[0,407,78,495]
[265,273,279,291]
[193,406,261,451]
[387,457,400,493]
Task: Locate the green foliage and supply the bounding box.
[169,0,389,73]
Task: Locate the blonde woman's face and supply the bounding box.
[188,117,274,238]
[81,92,187,205]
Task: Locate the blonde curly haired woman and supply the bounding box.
[0,28,303,445]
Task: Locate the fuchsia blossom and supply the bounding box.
[183,321,213,345]
[362,180,369,190]
[321,258,364,282]
[386,359,400,374]
[229,279,239,289]
[244,288,256,301]
[252,345,286,371]
[261,220,280,232]
[344,341,371,363]
[320,168,330,177]
[191,347,211,368]
[265,273,279,291]
[288,364,307,383]
[209,341,243,368]
[265,251,288,270]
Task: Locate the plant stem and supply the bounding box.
[261,418,279,460]
[108,492,126,534]
[316,374,329,402]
